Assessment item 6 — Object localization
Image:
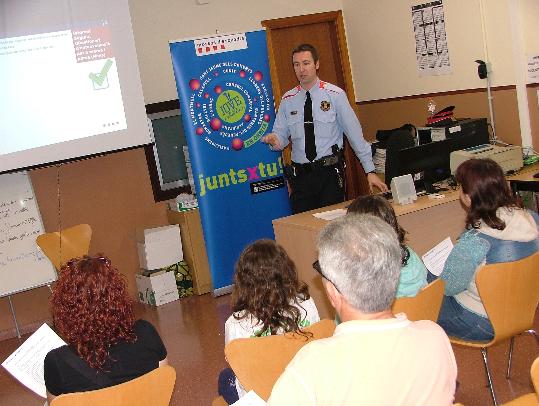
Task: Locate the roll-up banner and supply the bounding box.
[170,30,291,293]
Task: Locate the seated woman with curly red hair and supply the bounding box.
[44,255,167,404]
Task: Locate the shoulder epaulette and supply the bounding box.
[319,81,343,94]
[281,86,301,100]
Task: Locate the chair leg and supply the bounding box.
[481,347,498,406]
[507,330,538,380]
[506,336,514,379]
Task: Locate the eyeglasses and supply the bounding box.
[312,260,340,293]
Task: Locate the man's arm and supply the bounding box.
[334,93,387,192]
[261,99,290,151]
[439,232,489,296]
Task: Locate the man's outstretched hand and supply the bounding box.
[261,133,282,150]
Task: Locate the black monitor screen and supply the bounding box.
[398,141,452,184]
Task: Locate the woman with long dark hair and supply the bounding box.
[436,158,538,341]
[219,239,319,402]
[44,255,167,403]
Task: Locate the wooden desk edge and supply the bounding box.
[272,162,539,230]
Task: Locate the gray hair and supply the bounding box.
[317,214,402,313]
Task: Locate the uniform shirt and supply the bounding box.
[272,79,375,172]
[268,314,457,406]
[44,319,167,396]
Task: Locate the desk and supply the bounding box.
[273,164,539,319]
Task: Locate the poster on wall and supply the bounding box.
[412,0,452,77]
[169,31,291,293]
[527,54,539,83]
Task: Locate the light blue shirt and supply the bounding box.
[272,79,375,172]
[396,247,428,298]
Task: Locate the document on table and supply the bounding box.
[2,323,66,398]
[313,208,347,221]
[232,390,267,405]
[422,237,454,276]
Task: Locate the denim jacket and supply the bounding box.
[440,209,539,317]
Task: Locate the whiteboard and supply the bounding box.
[0,172,57,297]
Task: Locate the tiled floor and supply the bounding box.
[0,293,537,405]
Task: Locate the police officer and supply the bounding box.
[262,43,387,214]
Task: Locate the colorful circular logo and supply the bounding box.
[187,62,272,152]
[216,90,246,123]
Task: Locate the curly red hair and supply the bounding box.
[51,255,136,370]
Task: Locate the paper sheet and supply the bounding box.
[313,208,347,221]
[421,236,454,276]
[232,390,267,405]
[2,323,66,398]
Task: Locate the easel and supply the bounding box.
[3,282,54,339]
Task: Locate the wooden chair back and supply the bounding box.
[224,319,335,401]
[477,252,539,346]
[392,278,445,322]
[36,224,92,270]
[50,365,176,406]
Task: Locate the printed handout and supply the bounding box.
[2,323,66,398]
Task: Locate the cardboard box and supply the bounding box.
[135,271,179,306]
[136,225,183,270]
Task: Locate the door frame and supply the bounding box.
[262,10,356,107]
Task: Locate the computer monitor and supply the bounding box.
[396,141,452,187]
[384,118,490,189]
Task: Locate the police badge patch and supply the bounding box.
[320,101,331,111]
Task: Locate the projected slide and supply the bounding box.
[0,22,127,156]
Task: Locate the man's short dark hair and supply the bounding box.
[292,43,319,64]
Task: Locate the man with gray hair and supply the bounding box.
[268,214,457,405]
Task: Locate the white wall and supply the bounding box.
[128,0,342,104]
[341,0,525,101]
[521,0,539,79]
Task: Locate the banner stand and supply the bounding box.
[170,31,291,293]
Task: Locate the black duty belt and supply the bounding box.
[292,154,340,176]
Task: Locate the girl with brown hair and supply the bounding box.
[219,239,319,402]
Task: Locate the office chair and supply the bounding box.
[449,252,539,406]
[224,319,336,401]
[36,224,92,270]
[50,365,176,406]
[392,278,445,322]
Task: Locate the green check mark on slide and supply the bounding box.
[89,59,113,87]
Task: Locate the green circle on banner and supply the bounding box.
[216,90,246,123]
